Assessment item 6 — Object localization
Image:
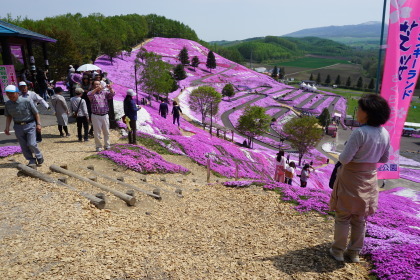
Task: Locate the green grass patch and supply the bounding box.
[135,136,176,155]
[406,100,420,123]
[276,57,351,68]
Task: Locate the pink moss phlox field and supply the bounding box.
[0,146,22,158]
[363,188,420,280]
[98,144,189,174]
[400,167,420,183]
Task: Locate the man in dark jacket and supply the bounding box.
[158,99,169,118]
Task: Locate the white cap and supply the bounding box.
[126,89,136,97]
[19,81,27,86]
[5,85,19,92]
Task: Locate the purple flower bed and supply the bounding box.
[399,167,420,183]
[363,188,420,280]
[0,146,22,158]
[98,144,189,174]
[261,180,419,280]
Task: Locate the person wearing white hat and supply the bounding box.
[18,81,50,144]
[123,89,140,144]
[3,85,44,166]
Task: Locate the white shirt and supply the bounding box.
[339,125,390,165]
[274,156,286,168]
[20,91,49,109]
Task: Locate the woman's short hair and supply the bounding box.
[358,94,391,127]
[173,101,178,106]
[289,161,296,168]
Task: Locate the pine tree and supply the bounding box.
[346,76,352,87]
[309,73,314,81]
[206,51,216,73]
[191,56,200,70]
[178,46,190,65]
[173,64,187,80]
[325,74,331,85]
[316,73,321,84]
[335,75,341,85]
[368,78,375,90]
[357,77,363,89]
[271,66,278,78]
[278,67,286,79]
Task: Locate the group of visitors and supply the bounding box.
[274,151,309,188]
[158,98,183,126]
[18,68,55,101]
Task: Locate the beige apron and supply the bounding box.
[329,162,378,216]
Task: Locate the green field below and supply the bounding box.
[275,57,352,68]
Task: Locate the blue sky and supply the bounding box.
[1,0,390,41]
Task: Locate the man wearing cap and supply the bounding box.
[123,89,140,144]
[87,80,115,151]
[19,81,50,142]
[3,85,44,166]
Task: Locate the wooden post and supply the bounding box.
[16,163,105,209]
[82,167,161,200]
[235,162,239,181]
[207,157,211,183]
[50,164,136,206]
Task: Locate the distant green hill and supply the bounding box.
[283,21,387,49]
[210,36,356,64]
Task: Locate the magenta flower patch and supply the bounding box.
[98,144,189,174]
[0,146,22,158]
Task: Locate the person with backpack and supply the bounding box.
[284,161,296,185]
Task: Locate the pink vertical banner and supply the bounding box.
[378,0,420,179]
[0,65,18,102]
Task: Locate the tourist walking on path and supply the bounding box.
[3,85,44,166]
[299,163,311,188]
[274,150,286,182]
[88,80,115,151]
[158,99,169,118]
[284,161,296,185]
[70,88,89,142]
[172,101,183,127]
[329,94,390,263]
[123,89,141,144]
[19,81,50,142]
[51,87,70,137]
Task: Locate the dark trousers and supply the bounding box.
[76,116,89,140]
[128,119,137,144]
[173,115,180,126]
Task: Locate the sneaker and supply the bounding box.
[36,157,44,165]
[66,134,71,137]
[329,248,344,262]
[105,146,111,150]
[96,147,103,152]
[84,138,89,142]
[344,250,360,263]
[78,139,83,142]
